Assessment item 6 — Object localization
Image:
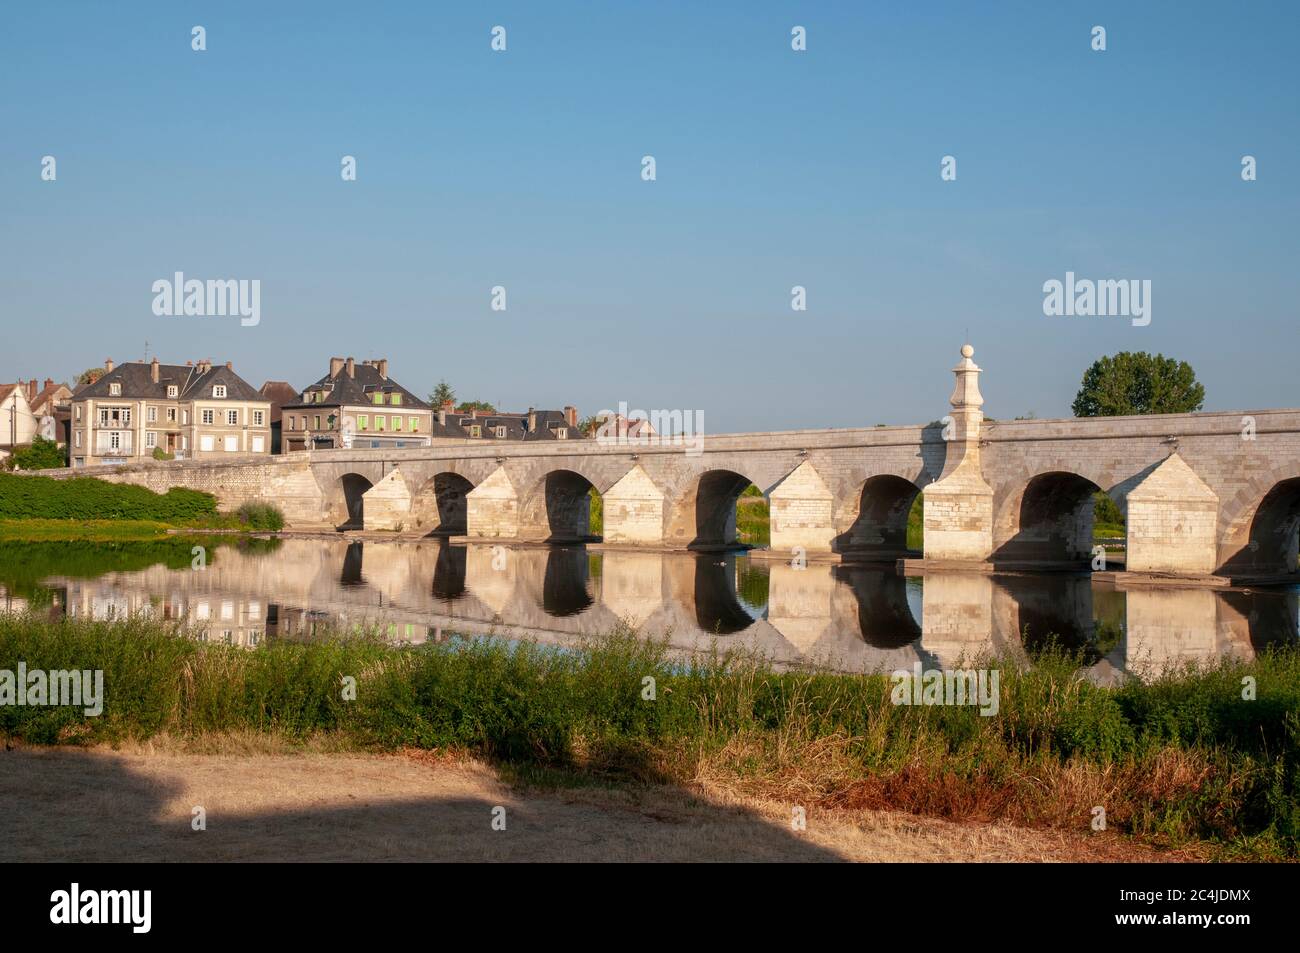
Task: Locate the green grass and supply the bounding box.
[0,519,177,542]
[0,472,218,522]
[2,613,1297,858]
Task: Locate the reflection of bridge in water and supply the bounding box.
[23,538,1298,679]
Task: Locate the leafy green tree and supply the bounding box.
[1072,352,1205,417]
[12,437,67,470]
[429,380,455,407]
[75,367,105,389]
[457,400,496,413]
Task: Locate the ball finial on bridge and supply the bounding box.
[961,343,974,359]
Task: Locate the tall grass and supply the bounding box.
[2,612,1296,857]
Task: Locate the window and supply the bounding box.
[213,385,226,398]
[358,415,368,431]
[470,425,482,438]
[227,410,239,426]
[409,417,418,432]
[99,409,109,426]
[109,383,121,396]
[287,417,295,431]
[314,415,321,430]
[182,410,190,425]
[375,416,385,431]
[373,393,384,405]
[146,431,157,448]
[202,409,214,425]
[182,436,189,450]
[251,436,265,453]
[223,435,238,452]
[496,426,506,438]
[252,410,264,427]
[556,428,568,439]
[147,407,157,422]
[166,407,177,422]
[392,416,402,431]
[167,385,178,398]
[109,432,121,450]
[75,405,81,421]
[391,394,402,406]
[200,435,214,452]
[74,431,81,447]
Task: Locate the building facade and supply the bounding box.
[69,358,272,467]
[281,357,438,452]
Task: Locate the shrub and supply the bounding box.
[11,437,66,471]
[235,501,285,531]
[0,472,218,521]
[151,447,175,461]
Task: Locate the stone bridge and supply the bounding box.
[43,345,1300,580]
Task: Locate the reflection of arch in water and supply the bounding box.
[337,474,373,529]
[833,565,922,648]
[542,546,594,616]
[994,574,1095,656]
[340,542,365,586]
[432,543,467,601]
[1219,588,1300,652]
[691,470,757,550]
[694,553,764,634]
[994,471,1104,566]
[838,475,923,559]
[413,473,476,536]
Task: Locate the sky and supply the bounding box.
[1,1,1296,431]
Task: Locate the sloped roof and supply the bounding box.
[283,361,430,411]
[74,362,264,403]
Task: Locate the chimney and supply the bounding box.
[528,407,537,432]
[150,357,160,383]
[346,357,355,378]
[105,358,114,373]
[564,405,578,428]
[469,407,478,419]
[26,380,37,401]
[225,360,232,370]
[376,359,388,380]
[44,378,53,390]
[438,408,446,426]
[329,357,345,377]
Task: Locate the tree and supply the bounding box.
[12,436,66,470]
[1072,352,1205,417]
[75,367,105,388]
[457,400,496,414]
[429,380,455,407]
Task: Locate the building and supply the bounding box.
[435,402,584,441]
[281,357,439,451]
[0,382,37,456]
[258,380,300,454]
[69,358,272,467]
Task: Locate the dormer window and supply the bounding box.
[373,393,384,405]
[556,428,568,439]
[391,393,401,406]
[470,425,482,438]
[495,426,507,438]
[213,385,227,399]
[167,385,178,398]
[109,383,121,396]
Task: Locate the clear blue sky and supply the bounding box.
[2,1,1296,430]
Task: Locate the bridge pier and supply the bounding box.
[602,465,665,544]
[466,466,519,539]
[361,468,413,531]
[921,345,995,563]
[1124,453,1219,574]
[769,460,835,553]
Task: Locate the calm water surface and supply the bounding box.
[2,538,1297,678]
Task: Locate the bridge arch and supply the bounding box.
[993,470,1108,567]
[838,474,925,559]
[517,469,602,543]
[334,473,373,529]
[689,469,760,550]
[1218,468,1300,575]
[411,472,476,536]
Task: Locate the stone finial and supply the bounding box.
[949,343,984,411]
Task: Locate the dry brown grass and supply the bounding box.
[0,740,1193,862]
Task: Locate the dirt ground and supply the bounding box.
[0,745,1189,862]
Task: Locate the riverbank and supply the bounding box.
[0,743,1193,862]
[2,614,1295,860]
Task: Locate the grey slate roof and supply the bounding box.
[282,362,431,412]
[73,363,265,403]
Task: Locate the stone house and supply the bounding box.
[69,358,272,467]
[280,357,442,451]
